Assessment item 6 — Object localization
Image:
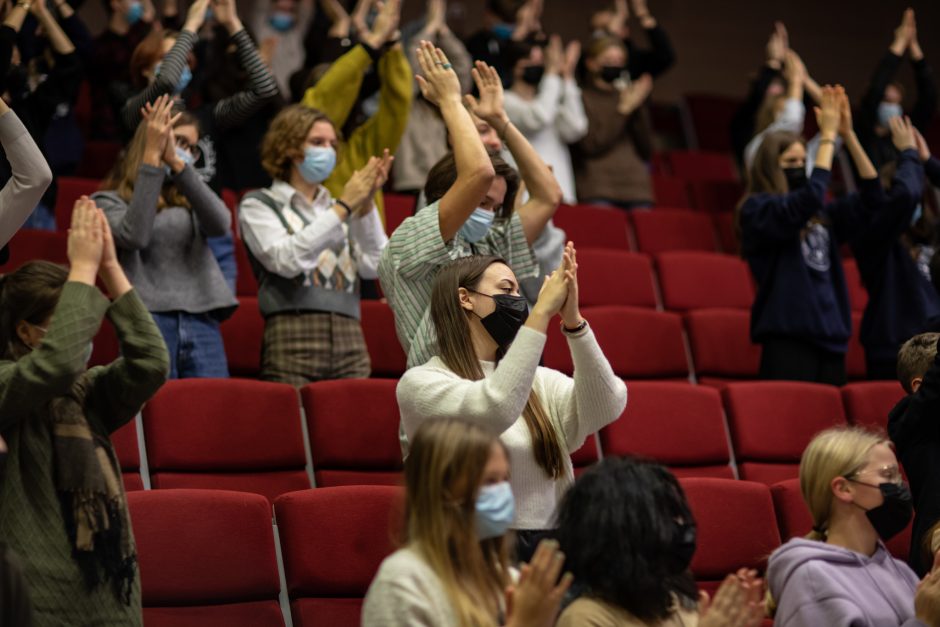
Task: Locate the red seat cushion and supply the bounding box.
[291,598,363,627]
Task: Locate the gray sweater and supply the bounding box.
[95,164,237,317]
[0,109,53,247]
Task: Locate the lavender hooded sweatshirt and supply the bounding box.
[768,538,926,627]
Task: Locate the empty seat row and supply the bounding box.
[127,475,911,626]
[112,377,906,504]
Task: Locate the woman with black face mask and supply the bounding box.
[504,35,586,204]
[767,427,940,627]
[572,36,653,209]
[737,85,879,386]
[396,246,627,563]
[555,456,765,627]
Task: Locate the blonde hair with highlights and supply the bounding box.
[799,427,887,541]
[405,419,511,627]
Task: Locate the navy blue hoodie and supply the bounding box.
[850,149,938,363]
[741,168,861,353]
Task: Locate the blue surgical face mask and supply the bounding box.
[296,146,337,184]
[269,11,295,32]
[878,101,903,128]
[153,61,192,94]
[475,481,515,540]
[492,23,514,39]
[911,203,924,228]
[458,208,495,243]
[175,145,195,167]
[126,0,143,25]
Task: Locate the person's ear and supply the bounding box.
[458,287,474,312]
[15,320,33,348]
[830,475,855,504]
[912,377,923,393]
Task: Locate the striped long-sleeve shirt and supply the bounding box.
[377,201,538,369]
[120,28,278,134]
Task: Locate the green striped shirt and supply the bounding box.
[378,201,538,368]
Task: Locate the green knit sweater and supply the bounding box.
[0,282,169,627]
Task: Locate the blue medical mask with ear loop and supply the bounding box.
[492,23,514,39]
[475,481,515,539]
[877,102,903,128]
[269,11,295,31]
[175,146,195,167]
[911,203,924,228]
[296,146,337,184]
[153,61,192,94]
[126,0,144,25]
[458,208,495,243]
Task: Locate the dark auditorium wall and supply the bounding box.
[83,0,939,106]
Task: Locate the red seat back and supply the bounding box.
[685,308,761,381]
[601,382,732,478]
[723,382,846,484]
[843,258,868,312]
[300,380,403,487]
[76,141,123,179]
[234,237,259,296]
[631,209,718,254]
[687,180,745,213]
[657,252,754,311]
[681,478,781,595]
[847,310,867,381]
[571,435,600,477]
[274,486,403,627]
[712,212,739,254]
[682,94,742,153]
[56,177,101,229]
[220,297,264,378]
[3,229,68,268]
[360,300,407,378]
[128,489,285,627]
[576,249,657,308]
[553,204,632,250]
[651,174,692,208]
[142,379,309,503]
[841,381,905,432]
[667,150,738,183]
[544,306,689,379]
[111,420,142,491]
[383,193,416,236]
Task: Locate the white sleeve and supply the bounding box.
[238,194,347,277]
[349,204,389,280]
[556,78,589,144]
[504,74,564,135]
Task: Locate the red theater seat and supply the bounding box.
[56,177,102,229]
[687,180,745,214]
[553,204,632,250]
[667,150,738,182]
[601,382,733,478]
[712,212,738,255]
[576,249,657,308]
[543,306,689,379]
[841,381,905,432]
[220,297,264,378]
[684,308,761,386]
[128,489,285,627]
[652,174,692,208]
[275,486,402,627]
[360,300,407,377]
[847,310,867,381]
[681,478,781,596]
[571,435,600,477]
[631,209,718,254]
[3,229,68,268]
[234,237,259,296]
[843,259,868,313]
[682,94,741,153]
[723,382,846,484]
[143,379,309,503]
[111,420,143,491]
[383,193,416,236]
[300,379,403,487]
[657,252,754,311]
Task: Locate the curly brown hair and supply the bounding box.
[260,105,339,183]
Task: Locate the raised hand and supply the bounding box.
[783,49,805,84]
[814,85,841,139]
[532,255,573,322]
[67,196,104,277]
[766,21,788,69]
[909,9,924,61]
[211,0,242,34]
[464,61,508,129]
[698,570,765,627]
[425,0,446,35]
[890,115,917,152]
[562,39,581,80]
[505,540,573,627]
[350,149,395,217]
[360,0,401,50]
[559,243,581,329]
[891,8,915,56]
[415,40,461,108]
[617,73,653,115]
[544,35,564,76]
[142,95,182,167]
[631,0,655,28]
[836,85,854,139]
[184,0,211,32]
[913,127,932,162]
[915,552,940,627]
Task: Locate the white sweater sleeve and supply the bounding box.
[397,326,546,440]
[536,326,628,453]
[348,204,389,280]
[0,110,52,247]
[504,74,563,136]
[556,78,589,144]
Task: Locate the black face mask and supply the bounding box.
[470,291,529,348]
[850,480,913,541]
[667,520,697,574]
[599,65,624,83]
[783,167,808,192]
[521,65,545,86]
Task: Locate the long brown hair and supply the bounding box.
[102,110,200,210]
[0,260,68,360]
[735,131,804,241]
[429,255,565,479]
[406,419,510,627]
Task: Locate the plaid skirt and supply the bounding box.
[261,311,370,386]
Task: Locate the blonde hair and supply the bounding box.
[405,419,511,627]
[102,110,199,210]
[799,427,888,541]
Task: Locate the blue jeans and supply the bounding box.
[152,312,230,379]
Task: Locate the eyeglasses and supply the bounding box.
[847,465,903,485]
[174,136,201,160]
